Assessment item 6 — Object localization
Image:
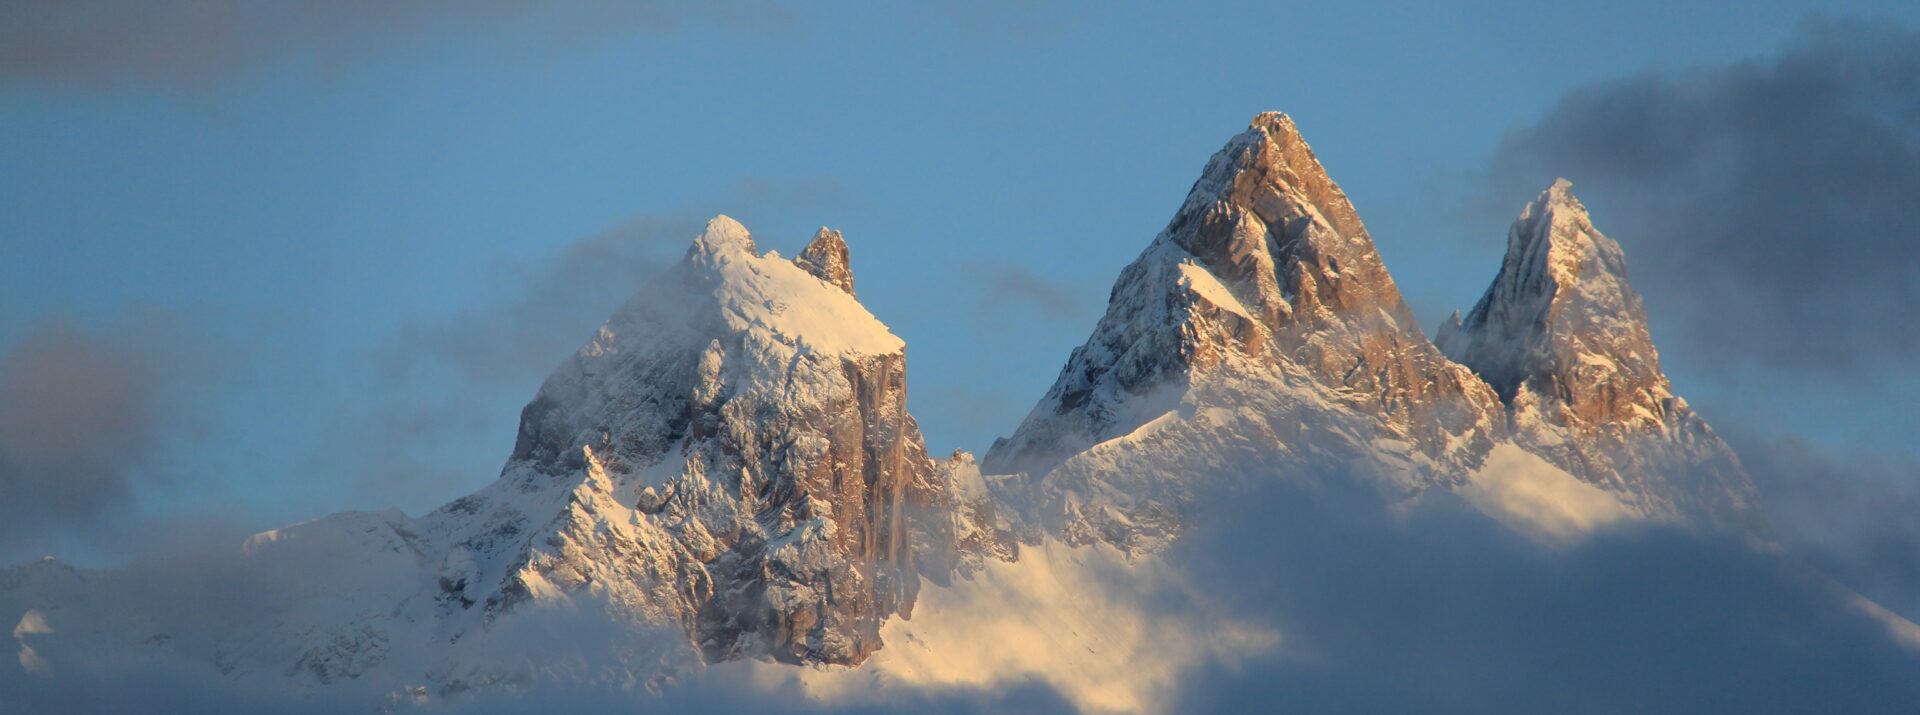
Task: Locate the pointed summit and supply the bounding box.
[1442,181,1762,530]
[1440,179,1660,411]
[1210,111,1367,241]
[690,214,756,256]
[795,227,856,296]
[985,113,1504,550]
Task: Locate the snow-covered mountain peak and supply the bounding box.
[643,218,902,358]
[105,216,1012,687]
[1440,180,1763,530]
[1439,179,1653,405]
[689,213,756,256]
[795,227,855,296]
[475,217,1008,667]
[984,114,1505,551]
[1507,179,1626,310]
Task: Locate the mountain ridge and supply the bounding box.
[2,113,1799,708]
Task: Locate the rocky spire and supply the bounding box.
[987,113,1501,475]
[984,113,1505,550]
[1158,111,1419,343]
[1441,180,1763,531]
[1439,179,1670,427]
[794,227,856,296]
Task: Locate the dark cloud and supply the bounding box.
[0,319,199,557]
[1158,480,1920,713]
[964,259,1090,324]
[1728,431,1920,621]
[1482,16,1920,378]
[0,325,155,526]
[384,215,698,385]
[0,0,798,88]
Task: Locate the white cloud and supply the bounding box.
[1456,444,1640,543]
[745,541,1277,713]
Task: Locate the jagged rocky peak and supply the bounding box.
[1166,110,1411,333]
[982,113,1506,553]
[795,227,856,296]
[460,215,1007,668]
[1437,179,1670,427]
[1225,111,1368,241]
[1440,181,1763,530]
[1157,110,1501,416]
[985,111,1502,482]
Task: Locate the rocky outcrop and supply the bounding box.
[1437,180,1763,531]
[795,227,856,296]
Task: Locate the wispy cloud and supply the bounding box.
[0,314,207,561]
[0,0,799,88]
[337,175,848,508]
[963,259,1090,324]
[1729,431,1920,620]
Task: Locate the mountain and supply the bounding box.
[2,217,1017,699]
[1436,179,1763,531]
[479,215,1011,668]
[2,114,1810,709]
[983,112,1506,553]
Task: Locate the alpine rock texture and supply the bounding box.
[984,112,1505,553]
[1436,180,1764,531]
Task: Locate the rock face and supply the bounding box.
[1437,180,1763,530]
[984,112,1506,553]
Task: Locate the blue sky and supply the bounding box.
[5,0,1919,565]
